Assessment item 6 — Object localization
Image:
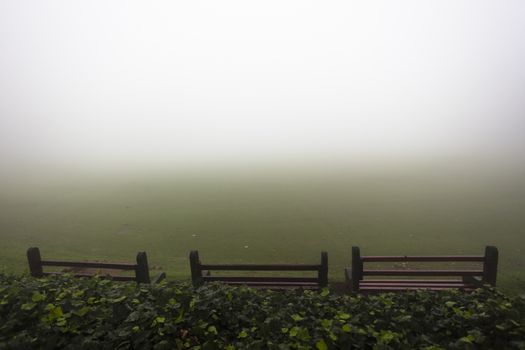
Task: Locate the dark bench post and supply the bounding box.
[135,252,151,284]
[190,250,203,287]
[319,251,328,287]
[27,247,43,277]
[351,246,363,292]
[482,246,498,286]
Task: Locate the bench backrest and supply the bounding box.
[350,246,498,292]
[27,247,152,284]
[189,250,328,289]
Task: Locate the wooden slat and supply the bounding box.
[221,281,319,287]
[42,272,137,281]
[110,276,138,282]
[236,284,320,290]
[258,286,319,290]
[362,279,465,284]
[203,276,319,283]
[41,260,137,270]
[43,272,96,277]
[363,269,484,276]
[199,264,321,271]
[360,286,474,292]
[361,282,471,288]
[361,255,485,262]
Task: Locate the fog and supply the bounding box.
[1,1,525,175]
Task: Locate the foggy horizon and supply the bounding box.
[1,1,525,174]
[1,1,525,304]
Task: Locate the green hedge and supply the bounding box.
[0,274,524,349]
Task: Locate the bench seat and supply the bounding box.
[212,281,320,290]
[27,247,166,284]
[359,280,475,291]
[345,246,498,293]
[190,251,328,290]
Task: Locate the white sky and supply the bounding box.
[1,1,524,169]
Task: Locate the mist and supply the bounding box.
[1,0,524,177]
[2,1,525,297]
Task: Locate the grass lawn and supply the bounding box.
[1,163,524,294]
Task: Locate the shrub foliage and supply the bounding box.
[0,274,524,349]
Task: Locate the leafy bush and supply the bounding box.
[0,274,524,349]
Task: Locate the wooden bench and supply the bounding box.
[27,247,166,284]
[189,250,328,290]
[345,246,498,292]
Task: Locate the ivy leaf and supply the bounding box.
[45,304,63,319]
[21,302,36,311]
[72,290,84,298]
[459,335,474,344]
[237,330,248,339]
[297,328,311,341]
[127,311,140,322]
[337,313,351,320]
[291,314,304,321]
[110,295,127,303]
[208,325,218,335]
[289,327,299,337]
[316,339,328,350]
[377,330,397,344]
[74,306,90,317]
[321,319,332,329]
[32,291,45,302]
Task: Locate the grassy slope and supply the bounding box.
[0,164,524,294]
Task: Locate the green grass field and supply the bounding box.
[1,163,524,294]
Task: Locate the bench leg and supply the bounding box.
[344,268,354,293]
[483,246,498,287]
[351,246,363,293]
[189,251,204,287]
[319,252,328,288]
[152,272,166,284]
[27,247,43,277]
[136,252,151,284]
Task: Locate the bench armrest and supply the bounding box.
[462,275,484,288]
[344,268,353,292]
[152,272,166,284]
